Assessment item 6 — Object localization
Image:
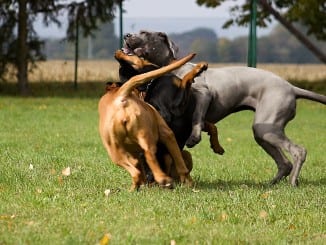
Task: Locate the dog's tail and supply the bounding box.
[294,86,326,104]
[118,53,195,98]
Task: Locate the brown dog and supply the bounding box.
[98,51,195,190]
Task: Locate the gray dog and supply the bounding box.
[123,31,326,186]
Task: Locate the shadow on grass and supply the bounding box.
[0,79,325,98]
[0,81,108,98]
[195,177,326,191]
[195,179,271,191]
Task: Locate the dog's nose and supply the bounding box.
[124,33,132,39]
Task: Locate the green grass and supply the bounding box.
[0,89,325,244]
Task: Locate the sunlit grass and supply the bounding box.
[0,95,325,244]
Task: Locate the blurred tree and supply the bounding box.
[170,28,218,62]
[0,0,118,95]
[196,0,326,63]
[227,36,248,63]
[86,22,119,59]
[44,22,119,60]
[191,38,218,62]
[257,24,325,63]
[217,38,232,62]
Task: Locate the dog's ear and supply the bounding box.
[158,32,178,59]
[168,40,178,59]
[134,47,148,57]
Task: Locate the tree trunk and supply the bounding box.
[17,0,29,95]
[259,0,326,64]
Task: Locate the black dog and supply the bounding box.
[114,49,224,181]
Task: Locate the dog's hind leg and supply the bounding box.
[156,114,193,186]
[253,123,306,186]
[137,136,174,188]
[165,150,193,182]
[253,95,307,186]
[253,124,292,184]
[115,155,146,191]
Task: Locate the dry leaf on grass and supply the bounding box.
[58,176,63,185]
[104,189,111,197]
[288,224,296,230]
[261,191,272,199]
[259,210,268,219]
[0,214,16,220]
[104,188,120,196]
[220,212,228,221]
[61,167,71,176]
[99,233,111,245]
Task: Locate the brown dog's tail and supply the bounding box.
[118,53,195,98]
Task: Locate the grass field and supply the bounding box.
[0,88,325,244]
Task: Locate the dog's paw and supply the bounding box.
[114,49,125,60]
[157,177,174,189]
[194,62,208,76]
[180,174,194,188]
[212,144,225,155]
[186,134,201,148]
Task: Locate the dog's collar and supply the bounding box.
[146,79,155,92]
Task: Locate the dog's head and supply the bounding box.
[123,30,178,67]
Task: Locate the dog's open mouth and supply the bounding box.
[122,42,135,56]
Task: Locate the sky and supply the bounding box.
[121,0,235,18]
[35,0,274,39]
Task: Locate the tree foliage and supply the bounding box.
[0,0,118,94]
[196,0,326,63]
[0,1,44,81]
[197,0,325,40]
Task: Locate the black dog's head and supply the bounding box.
[123,30,178,67]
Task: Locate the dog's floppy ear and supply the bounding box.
[158,32,178,59]
[168,40,178,59]
[134,47,148,58]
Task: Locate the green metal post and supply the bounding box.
[119,0,123,49]
[247,0,257,67]
[74,16,79,90]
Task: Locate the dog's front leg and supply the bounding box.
[203,122,225,155]
[186,85,211,148]
[115,50,158,70]
[115,157,145,191]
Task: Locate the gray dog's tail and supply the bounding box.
[294,87,326,104]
